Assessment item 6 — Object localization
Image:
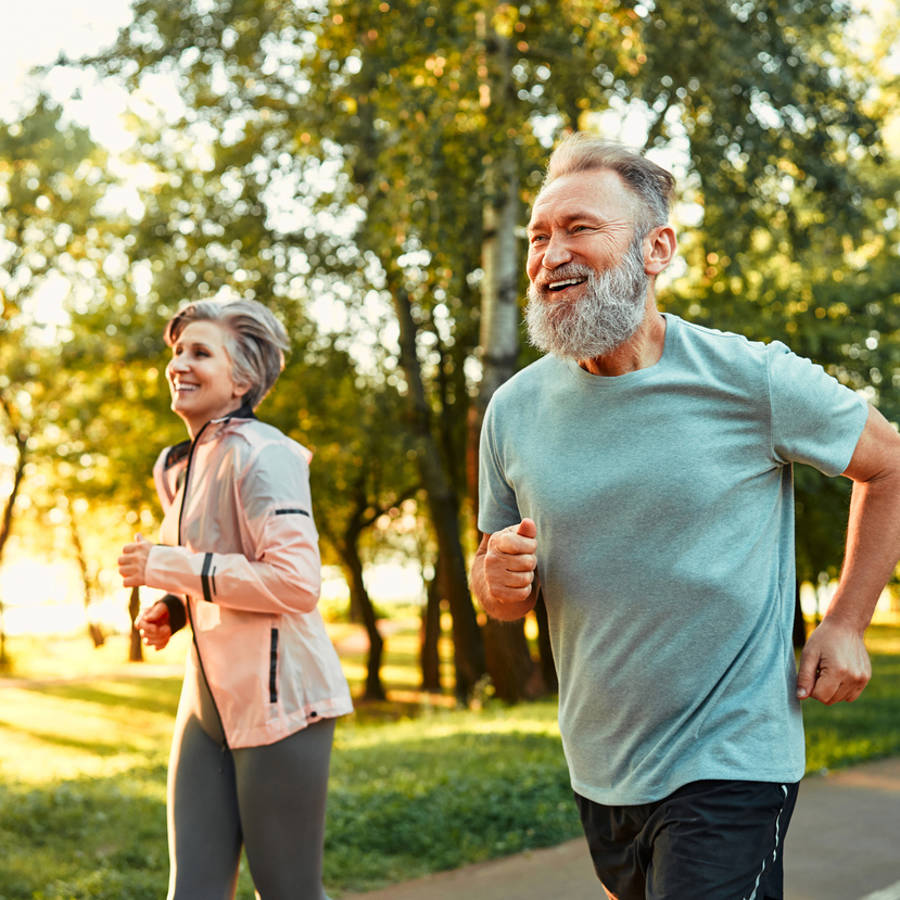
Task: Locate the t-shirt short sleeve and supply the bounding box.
[478,398,522,535]
[767,341,868,476]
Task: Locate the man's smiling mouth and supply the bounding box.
[547,277,587,292]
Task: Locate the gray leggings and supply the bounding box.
[166,671,335,900]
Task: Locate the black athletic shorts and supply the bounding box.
[575,779,800,900]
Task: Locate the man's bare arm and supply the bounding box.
[797,405,900,703]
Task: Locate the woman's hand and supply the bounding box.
[118,533,153,587]
[137,600,173,651]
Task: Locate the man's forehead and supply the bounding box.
[528,168,638,226]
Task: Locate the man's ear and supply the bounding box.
[644,225,677,276]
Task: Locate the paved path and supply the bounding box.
[340,757,900,900]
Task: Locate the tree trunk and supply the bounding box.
[0,424,27,668]
[469,156,536,700]
[483,617,543,702]
[533,589,558,694]
[347,592,365,624]
[428,470,485,703]
[352,82,484,700]
[420,557,443,692]
[391,282,486,701]
[128,586,143,662]
[792,580,807,649]
[471,22,536,701]
[477,151,521,411]
[340,544,386,701]
[0,441,24,559]
[70,514,105,647]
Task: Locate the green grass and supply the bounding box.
[0,622,898,898]
[0,658,574,898]
[327,702,577,892]
[802,624,900,772]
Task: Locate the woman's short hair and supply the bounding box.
[164,299,290,409]
[543,133,676,228]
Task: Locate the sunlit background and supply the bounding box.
[0,1,416,634]
[2,0,899,637]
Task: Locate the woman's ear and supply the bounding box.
[644,225,677,276]
[232,379,253,401]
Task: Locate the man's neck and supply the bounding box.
[577,301,667,377]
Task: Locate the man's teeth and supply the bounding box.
[549,278,582,291]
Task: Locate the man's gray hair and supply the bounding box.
[164,299,290,409]
[543,133,676,228]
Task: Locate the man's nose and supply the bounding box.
[542,233,572,268]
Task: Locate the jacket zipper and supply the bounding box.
[269,627,279,704]
[177,419,230,750]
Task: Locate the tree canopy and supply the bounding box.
[1,0,897,686]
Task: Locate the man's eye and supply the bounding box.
[530,234,547,244]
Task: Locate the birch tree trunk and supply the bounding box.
[472,6,544,701]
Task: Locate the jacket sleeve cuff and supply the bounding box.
[145,544,198,598]
[160,594,187,634]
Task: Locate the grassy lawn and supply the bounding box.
[802,623,900,771]
[0,621,897,898]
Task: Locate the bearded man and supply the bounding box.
[471,133,900,900]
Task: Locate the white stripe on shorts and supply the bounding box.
[743,784,789,900]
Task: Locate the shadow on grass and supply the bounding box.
[20,677,182,717]
[0,718,150,758]
[349,694,461,724]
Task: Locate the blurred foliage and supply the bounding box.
[0,0,896,675]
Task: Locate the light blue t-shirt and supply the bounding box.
[478,314,868,805]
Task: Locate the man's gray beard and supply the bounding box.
[525,235,650,361]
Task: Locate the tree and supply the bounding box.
[85,1,488,698]
[263,317,421,701]
[649,0,899,595]
[0,96,135,658]
[83,0,898,697]
[87,0,652,700]
[0,386,27,666]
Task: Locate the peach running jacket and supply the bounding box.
[144,410,352,748]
